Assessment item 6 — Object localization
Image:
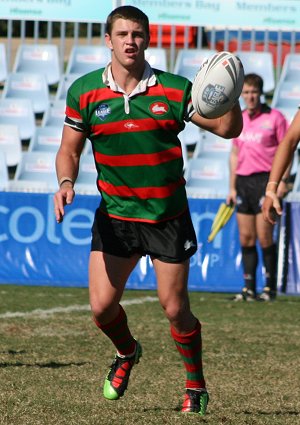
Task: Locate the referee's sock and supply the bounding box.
[262,244,277,293]
[241,245,258,294]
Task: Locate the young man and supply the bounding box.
[227,73,289,302]
[53,5,242,415]
[263,109,300,224]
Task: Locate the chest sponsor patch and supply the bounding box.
[95,103,111,121]
[149,101,169,115]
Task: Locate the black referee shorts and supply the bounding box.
[91,208,197,263]
[236,172,269,215]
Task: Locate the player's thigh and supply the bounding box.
[236,212,257,246]
[152,258,190,310]
[256,213,275,247]
[89,251,140,311]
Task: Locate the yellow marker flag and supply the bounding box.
[208,202,235,242]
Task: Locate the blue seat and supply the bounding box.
[0,151,9,191]
[42,100,65,127]
[145,48,167,71]
[0,43,8,82]
[193,131,231,160]
[74,154,98,194]
[185,157,229,198]
[28,126,62,153]
[271,81,300,110]
[66,45,111,76]
[13,44,61,85]
[235,51,275,93]
[11,151,57,192]
[2,72,49,114]
[174,48,217,81]
[0,98,36,140]
[279,53,300,83]
[0,124,22,167]
[55,73,81,100]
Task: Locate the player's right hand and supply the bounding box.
[53,185,75,223]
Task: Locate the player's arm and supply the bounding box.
[263,109,300,224]
[54,125,87,223]
[191,102,243,139]
[227,144,238,206]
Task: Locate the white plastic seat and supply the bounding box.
[66,45,111,76]
[0,98,36,140]
[13,44,61,85]
[279,53,300,83]
[55,73,81,100]
[0,151,9,190]
[42,100,65,127]
[74,154,98,194]
[193,131,231,160]
[28,126,62,152]
[145,48,167,71]
[271,81,300,110]
[11,151,57,192]
[0,43,8,82]
[179,122,202,146]
[235,51,275,93]
[185,157,229,198]
[2,72,49,114]
[0,124,22,167]
[174,48,217,81]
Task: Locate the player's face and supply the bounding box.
[105,18,149,70]
[241,83,261,113]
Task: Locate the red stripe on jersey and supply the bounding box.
[65,106,82,120]
[99,177,185,199]
[95,146,182,166]
[147,84,185,102]
[91,118,179,135]
[79,87,121,109]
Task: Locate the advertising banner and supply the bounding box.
[122,0,300,29]
[0,0,115,22]
[0,192,267,292]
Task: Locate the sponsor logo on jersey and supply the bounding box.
[149,101,169,115]
[124,122,139,129]
[95,103,111,121]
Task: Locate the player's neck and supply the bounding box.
[111,61,145,95]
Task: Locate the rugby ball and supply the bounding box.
[192,51,244,119]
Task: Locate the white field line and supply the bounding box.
[0,296,158,319]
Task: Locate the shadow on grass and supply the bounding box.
[243,409,300,416]
[0,361,90,368]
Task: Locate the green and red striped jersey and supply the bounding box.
[66,64,193,223]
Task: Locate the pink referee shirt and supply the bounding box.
[232,106,288,176]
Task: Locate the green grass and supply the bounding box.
[0,285,299,425]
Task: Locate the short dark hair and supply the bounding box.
[244,73,264,94]
[106,6,150,40]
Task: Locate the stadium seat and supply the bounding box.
[278,53,300,83]
[2,72,50,114]
[28,126,62,153]
[178,122,202,147]
[193,131,231,160]
[0,98,36,140]
[74,154,98,194]
[0,43,8,82]
[145,47,168,71]
[271,81,300,110]
[42,100,65,127]
[13,44,61,85]
[0,124,22,167]
[66,45,111,76]
[185,157,229,198]
[173,48,217,81]
[235,51,275,93]
[55,73,81,100]
[10,151,57,192]
[0,151,9,191]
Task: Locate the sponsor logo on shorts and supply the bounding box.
[149,101,169,115]
[95,103,111,121]
[184,239,196,251]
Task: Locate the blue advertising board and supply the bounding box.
[0,191,266,292]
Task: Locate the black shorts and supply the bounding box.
[236,172,269,215]
[91,209,197,263]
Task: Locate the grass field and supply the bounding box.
[0,285,299,425]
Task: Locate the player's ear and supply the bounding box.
[105,33,113,50]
